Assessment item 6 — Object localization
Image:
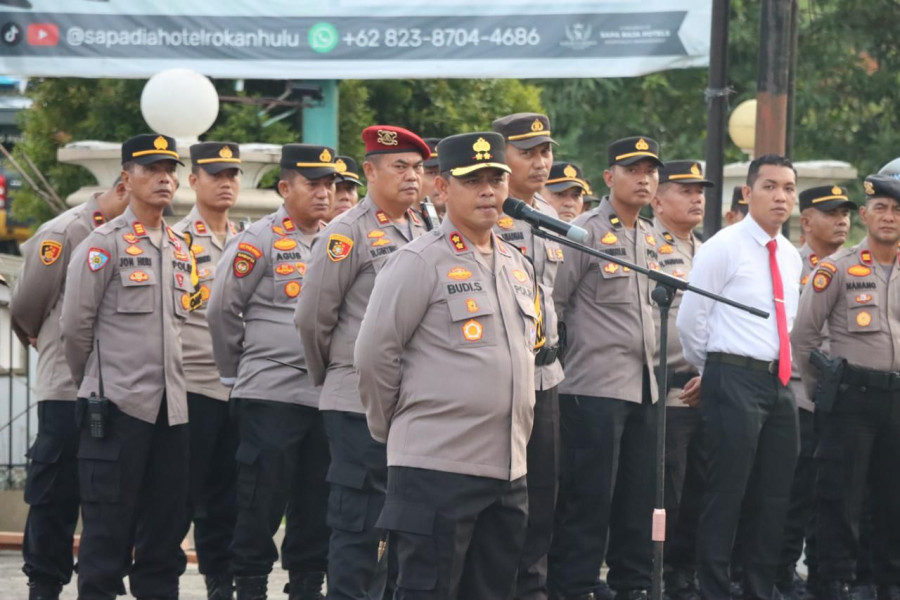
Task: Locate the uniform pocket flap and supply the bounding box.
[376,500,435,535]
[326,460,369,489]
[446,295,494,322]
[235,442,261,466]
[77,437,121,462]
[26,434,64,464]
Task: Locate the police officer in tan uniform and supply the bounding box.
[647,160,708,600]
[492,111,565,600]
[60,133,197,599]
[548,136,663,600]
[11,179,127,600]
[295,125,430,600]
[207,144,335,600]
[725,186,749,226]
[792,175,900,600]
[544,161,588,223]
[422,137,442,215]
[328,155,364,222]
[173,141,242,600]
[356,131,538,599]
[778,185,854,599]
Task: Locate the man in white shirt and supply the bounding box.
[676,154,802,600]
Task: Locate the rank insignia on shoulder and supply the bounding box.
[497,216,514,229]
[93,211,105,228]
[847,264,872,277]
[282,217,296,232]
[659,244,674,254]
[194,220,207,235]
[450,232,468,252]
[812,270,832,292]
[809,254,819,266]
[462,319,483,342]
[132,222,147,237]
[233,252,256,278]
[274,238,297,251]
[87,247,110,272]
[860,250,873,265]
[447,267,472,280]
[601,232,618,245]
[39,240,62,266]
[327,234,354,262]
[238,242,263,259]
[375,211,389,225]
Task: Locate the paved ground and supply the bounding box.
[0,549,292,599]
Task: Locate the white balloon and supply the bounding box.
[140,68,219,140]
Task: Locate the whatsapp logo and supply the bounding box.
[308,22,338,53]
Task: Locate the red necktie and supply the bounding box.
[766,239,791,386]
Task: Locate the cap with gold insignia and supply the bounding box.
[608,136,662,167]
[660,160,712,186]
[122,133,184,166]
[731,185,749,214]
[545,161,588,193]
[798,184,855,212]
[492,112,557,149]
[863,175,900,203]
[280,144,338,179]
[190,142,242,174]
[423,137,441,168]
[437,132,510,177]
[361,125,430,159]
[334,155,363,186]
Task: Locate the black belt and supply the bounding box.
[842,364,900,392]
[535,345,561,366]
[706,352,780,375]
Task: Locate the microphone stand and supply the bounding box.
[530,227,767,600]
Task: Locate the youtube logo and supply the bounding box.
[27,23,59,46]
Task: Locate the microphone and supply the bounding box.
[502,198,590,244]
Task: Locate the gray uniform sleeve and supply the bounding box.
[10,230,69,346]
[355,250,432,443]
[791,264,838,399]
[551,228,591,323]
[295,222,360,386]
[60,236,115,386]
[207,235,267,380]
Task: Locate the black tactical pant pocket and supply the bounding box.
[377,501,438,591]
[326,461,370,533]
[24,434,64,506]
[235,442,261,510]
[77,436,121,503]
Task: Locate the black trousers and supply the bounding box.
[231,399,329,577]
[816,385,900,585]
[22,400,80,587]
[179,392,238,576]
[662,406,705,576]
[322,410,389,600]
[696,361,798,600]
[516,386,560,600]
[548,387,657,597]
[378,466,528,599]
[76,394,189,600]
[778,407,817,584]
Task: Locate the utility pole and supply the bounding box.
[702,0,731,238]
